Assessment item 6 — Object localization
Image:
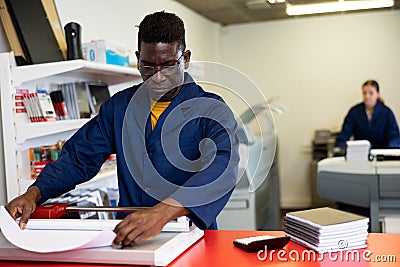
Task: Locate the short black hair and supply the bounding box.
[137,11,186,52]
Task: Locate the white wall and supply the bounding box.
[220,11,400,208]
[54,0,220,62]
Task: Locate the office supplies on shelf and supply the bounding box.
[82,39,132,66]
[233,235,290,252]
[29,143,62,178]
[49,90,68,120]
[284,207,369,253]
[56,82,110,119]
[13,88,28,118]
[22,92,57,122]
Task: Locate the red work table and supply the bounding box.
[0,230,399,267]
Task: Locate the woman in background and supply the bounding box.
[334,80,400,152]
[334,80,400,221]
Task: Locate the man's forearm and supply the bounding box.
[154,197,191,222]
[26,186,42,203]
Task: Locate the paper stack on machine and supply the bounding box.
[284,207,369,253]
[345,140,371,161]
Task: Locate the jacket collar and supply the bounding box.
[146,73,200,147]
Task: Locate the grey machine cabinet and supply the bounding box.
[317,157,400,232]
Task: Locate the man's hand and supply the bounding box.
[5,186,41,229]
[112,198,190,247]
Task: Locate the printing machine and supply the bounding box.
[216,104,281,230]
[317,155,400,232]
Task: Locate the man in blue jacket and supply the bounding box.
[6,11,239,248]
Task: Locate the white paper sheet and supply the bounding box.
[23,217,191,232]
[0,206,116,253]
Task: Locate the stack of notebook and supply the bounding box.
[346,140,371,161]
[284,207,369,253]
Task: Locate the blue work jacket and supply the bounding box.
[335,101,400,149]
[32,74,239,230]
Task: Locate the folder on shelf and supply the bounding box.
[5,0,64,64]
[40,0,67,60]
[56,82,110,119]
[75,82,92,118]
[86,82,110,115]
[58,83,76,119]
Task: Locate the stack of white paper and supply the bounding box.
[346,140,371,161]
[284,207,369,253]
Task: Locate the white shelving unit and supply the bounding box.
[0,52,141,205]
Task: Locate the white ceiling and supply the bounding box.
[174,0,400,25]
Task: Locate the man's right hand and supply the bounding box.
[5,186,41,229]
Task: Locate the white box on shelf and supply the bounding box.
[82,40,131,67]
[82,41,97,62]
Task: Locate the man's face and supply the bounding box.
[136,42,189,102]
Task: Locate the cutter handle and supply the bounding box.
[31,203,68,219]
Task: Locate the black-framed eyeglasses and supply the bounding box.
[138,53,185,77]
